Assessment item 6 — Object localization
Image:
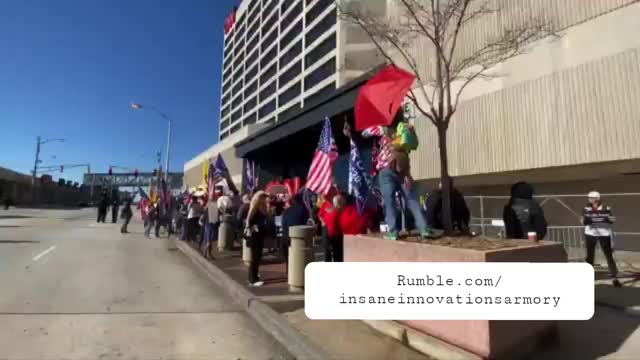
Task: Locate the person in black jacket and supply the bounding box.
[120,195,133,233]
[502,182,548,240]
[425,178,471,233]
[97,190,109,223]
[111,191,120,224]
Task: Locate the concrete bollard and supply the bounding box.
[288,225,315,292]
[218,214,235,251]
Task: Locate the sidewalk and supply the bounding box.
[176,239,432,360]
[177,236,640,360]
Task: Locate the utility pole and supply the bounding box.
[32,136,41,187]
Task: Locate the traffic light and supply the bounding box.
[60,165,64,173]
[134,169,139,178]
[108,166,113,175]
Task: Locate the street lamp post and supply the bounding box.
[131,103,172,183]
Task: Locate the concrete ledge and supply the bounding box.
[363,320,481,360]
[174,239,331,360]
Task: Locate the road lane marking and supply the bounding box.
[32,246,56,261]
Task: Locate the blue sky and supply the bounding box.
[0,0,238,183]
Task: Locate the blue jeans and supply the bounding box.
[378,168,428,235]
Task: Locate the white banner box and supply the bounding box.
[305,262,594,321]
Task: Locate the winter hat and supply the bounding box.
[588,191,601,200]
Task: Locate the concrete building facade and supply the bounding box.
[185,0,640,249]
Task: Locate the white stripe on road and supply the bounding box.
[32,246,56,261]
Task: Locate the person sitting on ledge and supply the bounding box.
[502,181,547,240]
[425,177,471,234]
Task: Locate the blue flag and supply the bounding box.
[348,139,369,216]
[246,160,255,193]
[137,186,150,200]
[214,154,228,181]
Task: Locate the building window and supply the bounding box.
[237,13,245,29]
[305,32,336,68]
[232,93,243,110]
[230,122,242,135]
[259,80,277,103]
[279,102,301,121]
[306,0,333,26]
[222,93,231,107]
[305,8,336,47]
[280,1,302,32]
[280,20,301,51]
[220,118,230,130]
[248,19,260,41]
[249,0,260,16]
[223,67,233,83]
[233,64,244,83]
[243,112,258,126]
[280,40,301,69]
[263,117,276,126]
[262,12,278,37]
[222,80,232,96]
[223,56,232,72]
[233,51,245,70]
[233,80,244,97]
[247,47,260,67]
[220,131,230,140]
[246,64,259,84]
[281,0,296,14]
[304,58,335,90]
[260,63,277,87]
[278,82,301,106]
[221,105,230,119]
[234,36,245,53]
[232,109,242,123]
[245,79,259,98]
[306,81,336,105]
[279,60,301,87]
[244,96,257,114]
[261,46,278,70]
[263,0,278,20]
[261,28,278,53]
[259,98,276,119]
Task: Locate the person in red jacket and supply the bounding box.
[319,194,345,262]
[339,195,376,235]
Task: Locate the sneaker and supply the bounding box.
[249,280,264,287]
[421,231,436,240]
[384,232,399,241]
[613,278,622,288]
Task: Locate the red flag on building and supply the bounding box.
[224,8,237,35]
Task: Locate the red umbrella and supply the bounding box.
[354,65,416,131]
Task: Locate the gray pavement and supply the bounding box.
[0,208,291,360]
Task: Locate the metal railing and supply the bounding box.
[465,193,640,261]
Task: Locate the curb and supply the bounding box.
[174,239,331,360]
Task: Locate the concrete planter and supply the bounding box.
[344,235,567,359]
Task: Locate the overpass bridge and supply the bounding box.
[83,172,183,189]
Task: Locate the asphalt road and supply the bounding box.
[0,207,291,360]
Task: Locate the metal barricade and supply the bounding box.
[465,193,640,261]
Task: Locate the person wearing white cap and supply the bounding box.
[582,191,621,287]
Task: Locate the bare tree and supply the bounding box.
[339,0,559,235]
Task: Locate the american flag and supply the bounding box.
[306,118,338,195]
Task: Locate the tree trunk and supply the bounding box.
[437,124,453,235]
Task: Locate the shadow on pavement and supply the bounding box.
[270,300,305,314]
[0,240,40,244]
[537,287,640,359]
[0,215,36,220]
